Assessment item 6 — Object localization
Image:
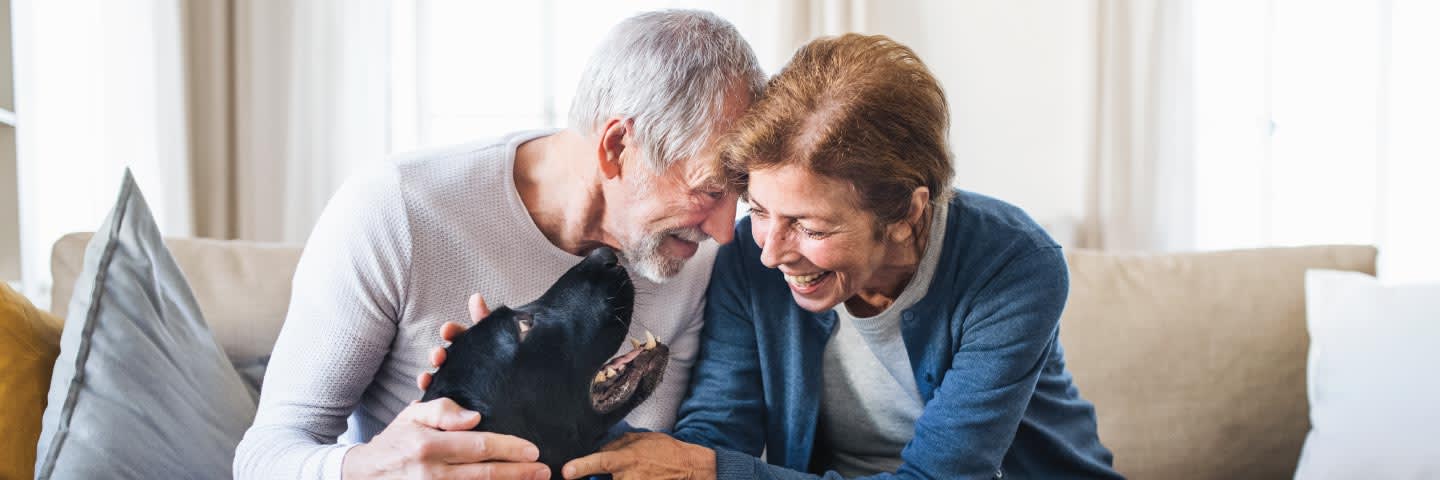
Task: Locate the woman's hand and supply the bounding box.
[561,432,716,480]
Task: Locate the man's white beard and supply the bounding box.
[623,226,710,283]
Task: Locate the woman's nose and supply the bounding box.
[757,226,797,268]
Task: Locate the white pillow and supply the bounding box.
[1294,270,1440,479]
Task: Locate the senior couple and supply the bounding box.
[234,9,1121,480]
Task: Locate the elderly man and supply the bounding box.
[233,10,765,480]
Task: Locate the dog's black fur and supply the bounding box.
[421,247,669,479]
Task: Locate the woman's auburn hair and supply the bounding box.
[723,33,955,228]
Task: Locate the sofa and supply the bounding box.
[41,232,1377,479]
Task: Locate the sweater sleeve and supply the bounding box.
[233,164,413,480]
[670,239,768,456]
[709,246,1071,480]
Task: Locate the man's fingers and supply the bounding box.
[445,461,549,480]
[562,451,627,479]
[406,397,482,431]
[417,371,432,391]
[442,320,468,342]
[466,293,490,325]
[430,346,447,368]
[426,431,541,464]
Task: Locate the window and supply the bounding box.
[387,0,788,154]
[1192,0,1440,282]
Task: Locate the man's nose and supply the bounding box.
[699,193,738,244]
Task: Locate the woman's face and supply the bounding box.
[748,164,912,313]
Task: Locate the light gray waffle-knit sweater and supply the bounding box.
[233,130,718,480]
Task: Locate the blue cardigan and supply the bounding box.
[670,191,1122,479]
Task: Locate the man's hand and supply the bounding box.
[341,397,550,480]
[416,293,486,391]
[561,432,717,480]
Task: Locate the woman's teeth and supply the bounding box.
[785,272,827,286]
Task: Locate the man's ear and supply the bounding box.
[597,118,630,180]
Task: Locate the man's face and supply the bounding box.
[609,143,738,283]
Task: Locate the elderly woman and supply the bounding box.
[560,34,1122,479]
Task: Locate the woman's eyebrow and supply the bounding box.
[749,199,830,222]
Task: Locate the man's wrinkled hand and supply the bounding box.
[341,397,549,480]
[561,432,716,480]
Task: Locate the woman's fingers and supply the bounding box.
[562,451,628,479]
[562,433,716,479]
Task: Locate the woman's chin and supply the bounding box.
[790,291,842,313]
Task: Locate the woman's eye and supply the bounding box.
[797,225,827,239]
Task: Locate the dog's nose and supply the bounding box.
[589,246,619,269]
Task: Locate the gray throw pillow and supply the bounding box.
[34,170,258,479]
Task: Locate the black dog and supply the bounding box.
[421,247,669,479]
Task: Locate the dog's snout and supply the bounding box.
[588,247,619,269]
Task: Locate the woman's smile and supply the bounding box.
[783,270,833,294]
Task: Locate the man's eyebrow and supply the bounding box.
[684,169,726,192]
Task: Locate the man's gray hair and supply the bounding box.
[568,10,766,174]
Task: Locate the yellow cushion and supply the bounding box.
[0,283,62,480]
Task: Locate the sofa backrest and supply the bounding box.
[1060,245,1376,479]
[49,234,1378,479]
[50,233,303,372]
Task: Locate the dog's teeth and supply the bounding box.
[629,337,644,349]
[605,367,618,379]
[644,331,658,350]
[594,371,606,384]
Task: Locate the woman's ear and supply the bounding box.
[597,118,630,179]
[887,186,931,243]
[905,187,930,225]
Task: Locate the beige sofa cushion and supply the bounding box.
[48,233,1378,479]
[50,233,303,369]
[1060,245,1377,480]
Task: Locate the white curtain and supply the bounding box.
[1079,0,1196,252]
[13,0,194,307]
[777,0,868,56]
[13,0,388,307]
[232,0,389,242]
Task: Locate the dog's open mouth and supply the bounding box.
[589,330,670,414]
